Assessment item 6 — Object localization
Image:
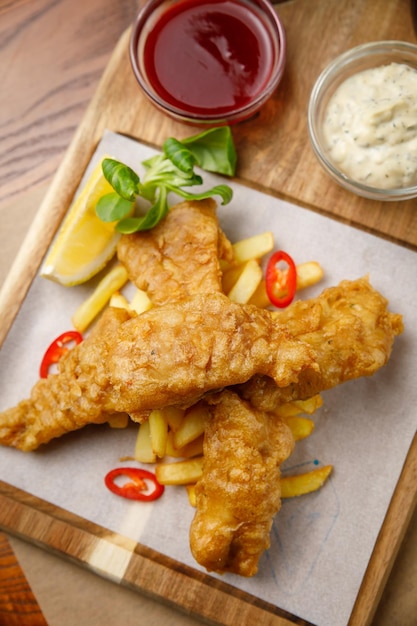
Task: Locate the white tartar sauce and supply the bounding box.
[323,62,417,189]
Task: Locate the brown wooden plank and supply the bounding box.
[2,0,417,347]
[0,481,313,626]
[0,0,417,352]
[0,532,48,626]
[348,433,417,625]
[1,0,416,249]
[0,1,416,624]
[241,0,417,248]
[0,0,139,208]
[0,427,415,626]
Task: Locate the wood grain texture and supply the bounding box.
[0,482,313,626]
[0,434,415,626]
[0,0,416,624]
[0,532,47,626]
[0,0,140,207]
[1,0,416,246]
[349,433,417,625]
[2,0,417,348]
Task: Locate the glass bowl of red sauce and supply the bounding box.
[129,0,286,125]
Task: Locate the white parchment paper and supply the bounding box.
[0,131,416,626]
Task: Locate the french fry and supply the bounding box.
[72,264,129,332]
[160,406,185,432]
[222,264,246,294]
[110,288,152,316]
[134,421,156,464]
[149,409,169,458]
[281,465,333,498]
[247,279,271,308]
[227,259,263,304]
[292,395,323,414]
[107,413,129,429]
[231,231,274,265]
[273,395,323,418]
[174,403,209,449]
[273,403,306,418]
[109,292,130,310]
[180,435,204,459]
[296,261,324,290]
[166,431,204,458]
[285,416,315,441]
[186,484,197,507]
[155,457,204,485]
[130,288,153,315]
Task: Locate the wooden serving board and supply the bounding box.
[0,1,416,625]
[0,531,48,626]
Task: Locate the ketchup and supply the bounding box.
[141,0,277,116]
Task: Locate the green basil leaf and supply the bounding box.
[163,138,197,174]
[96,192,134,222]
[143,171,203,191]
[143,153,202,187]
[95,129,236,234]
[102,158,140,201]
[115,187,169,233]
[179,127,237,176]
[141,153,166,170]
[165,183,233,206]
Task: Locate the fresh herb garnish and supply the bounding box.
[96,127,236,234]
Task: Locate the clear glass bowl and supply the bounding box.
[308,41,417,201]
[129,0,286,126]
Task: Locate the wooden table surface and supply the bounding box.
[0,1,416,625]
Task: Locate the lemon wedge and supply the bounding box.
[40,157,121,286]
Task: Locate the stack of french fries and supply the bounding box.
[71,230,332,504]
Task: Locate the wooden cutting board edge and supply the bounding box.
[0,480,315,626]
[349,432,417,625]
[1,22,417,626]
[0,432,415,626]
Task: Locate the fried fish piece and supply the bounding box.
[190,389,294,577]
[118,199,298,576]
[117,198,298,576]
[0,292,317,451]
[238,277,404,411]
[189,277,403,577]
[117,198,234,305]
[0,305,131,451]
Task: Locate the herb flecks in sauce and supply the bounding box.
[323,63,417,189]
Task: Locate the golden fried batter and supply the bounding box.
[117,198,234,305]
[0,293,317,451]
[0,195,405,581]
[190,390,294,577]
[0,279,402,452]
[0,306,131,451]
[238,277,404,410]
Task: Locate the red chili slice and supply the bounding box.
[265,250,297,308]
[39,330,83,378]
[104,467,165,502]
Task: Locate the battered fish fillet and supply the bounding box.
[0,192,404,581]
[0,305,131,451]
[117,198,234,305]
[190,276,403,576]
[190,390,295,577]
[238,277,404,411]
[120,200,298,576]
[0,292,317,451]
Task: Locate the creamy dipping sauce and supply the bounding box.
[323,63,417,189]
